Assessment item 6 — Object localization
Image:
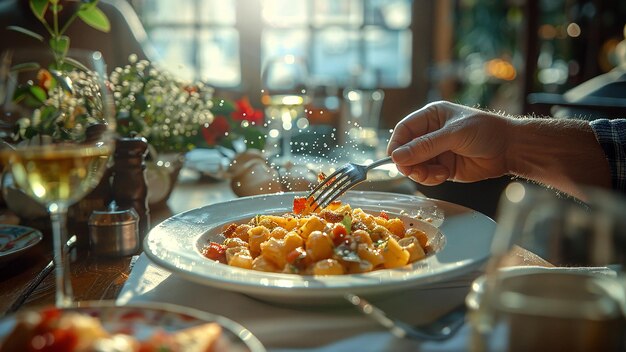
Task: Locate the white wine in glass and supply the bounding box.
[0,48,115,307]
[261,55,310,162]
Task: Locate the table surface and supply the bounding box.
[0,169,243,317]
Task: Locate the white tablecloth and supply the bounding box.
[117,254,480,351]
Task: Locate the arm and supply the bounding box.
[387,101,611,200]
[507,117,611,198]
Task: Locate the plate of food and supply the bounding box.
[0,301,265,351]
[0,224,43,265]
[144,191,496,304]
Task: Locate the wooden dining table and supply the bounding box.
[0,169,244,317]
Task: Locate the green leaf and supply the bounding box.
[29,86,47,103]
[9,62,41,72]
[50,36,70,59]
[341,214,352,235]
[29,0,49,20]
[78,5,110,32]
[6,26,44,41]
[40,107,61,132]
[210,98,236,116]
[11,86,30,104]
[12,83,46,108]
[63,56,90,72]
[241,128,266,150]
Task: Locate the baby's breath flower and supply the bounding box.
[110,57,215,153]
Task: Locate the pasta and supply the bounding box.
[202,196,431,275]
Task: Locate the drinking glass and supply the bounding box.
[0,48,116,307]
[261,55,310,162]
[468,182,626,351]
[339,87,385,161]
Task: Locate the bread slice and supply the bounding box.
[172,322,222,352]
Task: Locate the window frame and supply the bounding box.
[131,0,432,128]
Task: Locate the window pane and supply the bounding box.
[365,0,412,29]
[198,29,241,86]
[364,28,412,87]
[150,28,196,81]
[261,0,309,28]
[140,0,195,24]
[312,0,363,27]
[311,28,360,85]
[261,29,309,67]
[199,0,236,25]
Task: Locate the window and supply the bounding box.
[262,0,413,88]
[131,0,413,89]
[133,0,240,86]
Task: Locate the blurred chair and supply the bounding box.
[527,28,626,120]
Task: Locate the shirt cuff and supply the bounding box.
[589,119,626,191]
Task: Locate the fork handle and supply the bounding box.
[366,156,393,170]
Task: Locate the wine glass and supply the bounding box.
[261,55,310,163]
[0,48,116,307]
[467,182,626,351]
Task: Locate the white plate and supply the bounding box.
[0,302,265,352]
[144,191,496,304]
[0,224,43,265]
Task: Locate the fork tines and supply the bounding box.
[307,164,359,211]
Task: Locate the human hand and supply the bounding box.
[387,101,514,185]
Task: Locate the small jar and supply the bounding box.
[88,207,140,257]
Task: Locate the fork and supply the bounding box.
[308,156,394,210]
[345,293,467,341]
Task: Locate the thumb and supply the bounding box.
[390,128,456,166]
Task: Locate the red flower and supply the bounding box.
[232,97,264,125]
[183,85,198,94]
[202,115,230,145]
[37,69,54,91]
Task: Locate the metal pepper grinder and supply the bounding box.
[111,137,150,242]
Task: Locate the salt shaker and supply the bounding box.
[88,205,140,257]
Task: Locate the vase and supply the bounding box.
[145,152,185,209]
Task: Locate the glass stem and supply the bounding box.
[49,205,73,307]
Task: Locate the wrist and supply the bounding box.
[505,117,611,195]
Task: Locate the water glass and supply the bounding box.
[468,182,626,351]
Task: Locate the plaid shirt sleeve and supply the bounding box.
[590,119,626,191]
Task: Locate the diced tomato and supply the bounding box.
[379,211,389,220]
[293,196,307,214]
[202,242,227,263]
[32,309,79,352]
[286,247,307,264]
[39,307,62,325]
[331,224,348,247]
[222,223,238,238]
[47,328,79,352]
[329,200,342,207]
[319,210,343,223]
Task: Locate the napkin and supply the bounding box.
[117,254,482,351]
[117,255,618,351]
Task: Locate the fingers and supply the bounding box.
[391,126,458,166]
[398,164,450,186]
[386,102,446,155]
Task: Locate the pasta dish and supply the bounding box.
[202,196,431,275]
